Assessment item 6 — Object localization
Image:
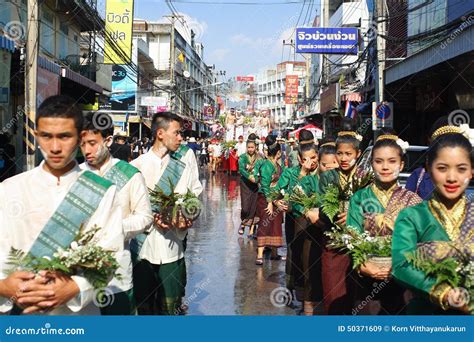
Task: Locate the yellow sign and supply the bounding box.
[104,0,134,64]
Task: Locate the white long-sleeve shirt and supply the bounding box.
[80,158,153,293]
[131,149,202,265]
[0,162,123,315]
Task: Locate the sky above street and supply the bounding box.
[134,0,320,78]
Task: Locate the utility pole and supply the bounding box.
[25,0,39,170]
[374,0,386,138]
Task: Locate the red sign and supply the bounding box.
[236,76,254,82]
[203,105,215,120]
[285,75,299,104]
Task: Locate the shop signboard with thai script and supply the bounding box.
[104,0,134,64]
[236,76,254,82]
[285,75,299,104]
[296,27,358,54]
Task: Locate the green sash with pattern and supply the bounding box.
[103,160,140,192]
[173,145,190,161]
[28,171,113,258]
[130,154,186,261]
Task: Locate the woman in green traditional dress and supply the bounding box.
[238,133,261,237]
[273,142,322,315]
[254,135,285,265]
[347,130,422,314]
[392,119,473,315]
[317,119,372,315]
[317,138,338,174]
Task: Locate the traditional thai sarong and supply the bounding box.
[392,196,473,315]
[284,213,298,290]
[256,193,284,247]
[256,160,283,247]
[239,153,261,226]
[294,217,324,302]
[347,184,422,314]
[240,179,259,226]
[319,167,372,315]
[133,258,186,315]
[272,167,321,300]
[131,153,187,315]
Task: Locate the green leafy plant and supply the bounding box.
[288,185,321,212]
[321,184,340,222]
[325,225,392,269]
[149,178,201,225]
[406,246,473,313]
[7,225,120,290]
[321,171,374,222]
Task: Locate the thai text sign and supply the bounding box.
[236,76,254,82]
[285,75,299,104]
[104,0,134,64]
[296,27,358,54]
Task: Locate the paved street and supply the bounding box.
[185,170,297,315]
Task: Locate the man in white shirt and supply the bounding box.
[0,95,123,315]
[130,112,202,315]
[79,112,153,315]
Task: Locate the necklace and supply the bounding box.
[371,182,398,208]
[429,194,467,241]
[338,167,356,190]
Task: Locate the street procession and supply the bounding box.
[0,0,473,340]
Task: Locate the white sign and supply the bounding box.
[372,102,394,130]
[140,96,167,107]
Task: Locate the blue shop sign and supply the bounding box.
[296,27,359,54]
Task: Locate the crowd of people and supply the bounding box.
[0,95,471,317]
[237,116,473,316]
[0,95,201,316]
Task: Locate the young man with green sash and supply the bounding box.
[79,112,153,315]
[0,95,123,315]
[130,112,202,315]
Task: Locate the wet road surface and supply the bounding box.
[184,170,298,315]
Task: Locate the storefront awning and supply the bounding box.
[0,35,15,52]
[61,67,103,93]
[39,56,61,74]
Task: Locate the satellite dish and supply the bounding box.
[184,71,190,78]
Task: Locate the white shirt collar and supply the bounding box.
[38,160,80,186]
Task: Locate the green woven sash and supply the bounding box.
[28,171,113,258]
